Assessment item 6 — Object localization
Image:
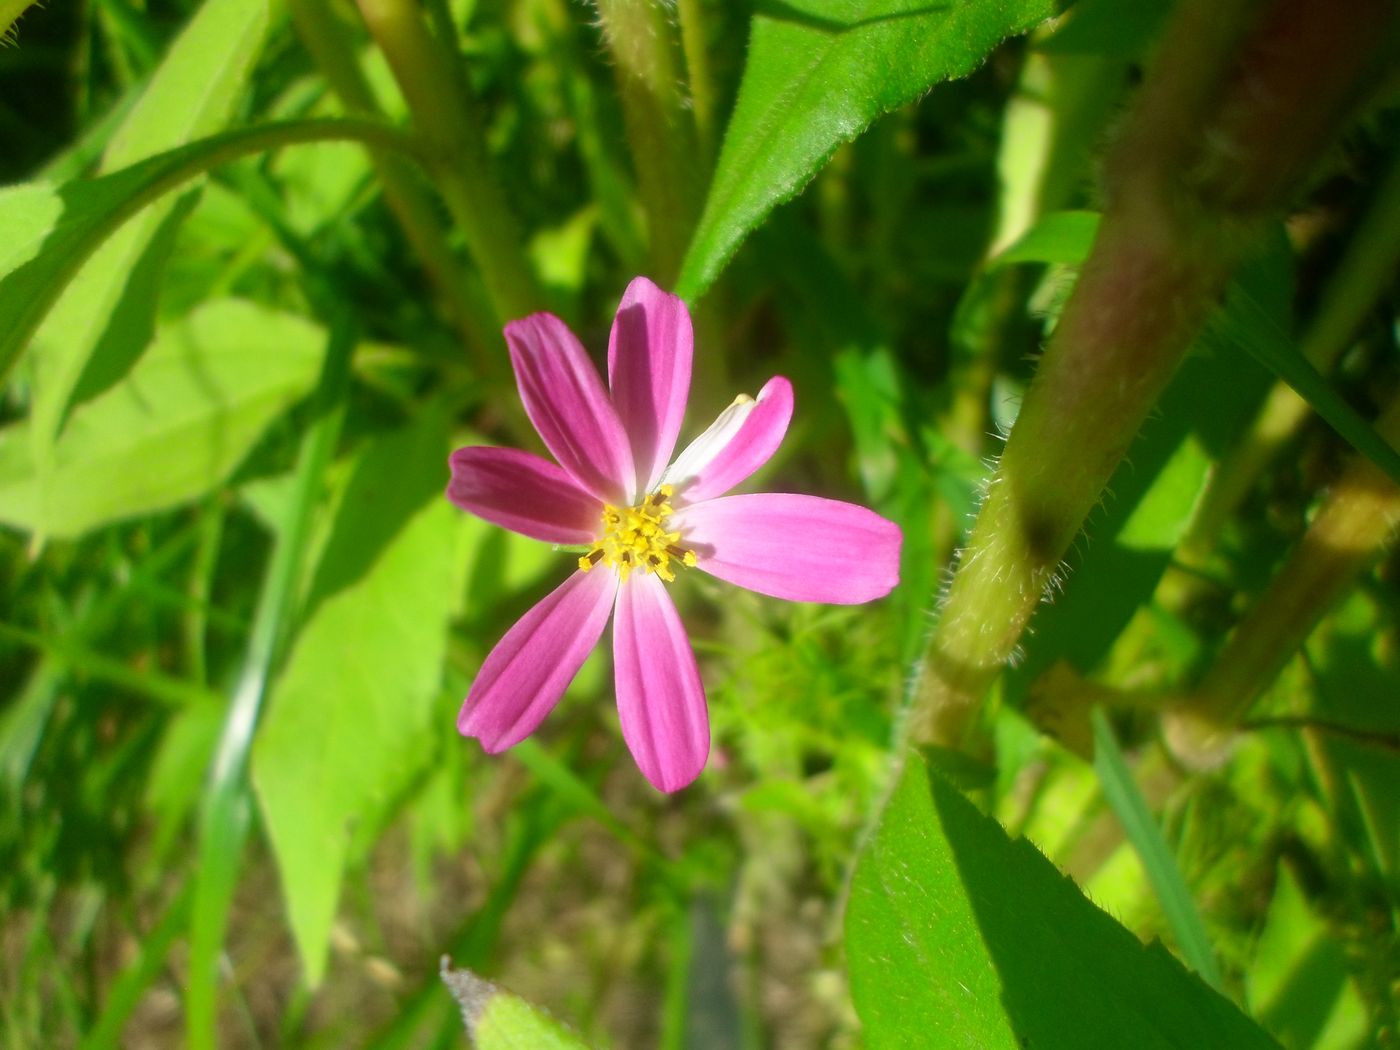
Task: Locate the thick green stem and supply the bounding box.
[290,0,490,365]
[356,0,541,324]
[1167,396,1400,765]
[594,0,701,285]
[910,0,1397,747]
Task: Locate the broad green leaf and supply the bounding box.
[28,0,272,451]
[440,961,589,1050]
[0,299,326,538]
[252,412,456,986]
[675,0,1057,300]
[846,753,1279,1049]
[0,116,412,391]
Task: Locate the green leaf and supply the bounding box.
[0,0,38,38]
[992,209,1101,267]
[440,961,589,1050]
[28,0,272,451]
[252,412,457,986]
[0,299,327,539]
[1215,285,1400,490]
[0,117,415,392]
[1090,709,1223,990]
[1247,864,1369,1050]
[846,752,1279,1049]
[676,0,1056,300]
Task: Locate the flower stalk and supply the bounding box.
[909,0,1398,747]
[356,0,541,324]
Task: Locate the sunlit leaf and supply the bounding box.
[676,0,1057,300]
[846,753,1278,1048]
[0,118,413,393]
[27,0,272,453]
[252,411,456,986]
[0,299,326,538]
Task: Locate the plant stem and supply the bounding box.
[908,0,1398,747]
[594,0,701,285]
[1179,150,1400,559]
[1167,394,1400,765]
[356,0,541,324]
[290,0,489,367]
[675,0,716,159]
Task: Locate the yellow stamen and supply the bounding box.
[577,483,696,583]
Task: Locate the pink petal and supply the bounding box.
[613,573,709,792]
[607,277,693,495]
[506,312,636,504]
[666,377,794,504]
[447,446,603,545]
[673,493,901,604]
[458,569,618,752]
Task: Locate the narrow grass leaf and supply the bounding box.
[1090,708,1224,989]
[1219,285,1400,489]
[186,314,354,1050]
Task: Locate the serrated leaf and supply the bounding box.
[675,0,1057,300]
[846,753,1279,1049]
[252,413,456,986]
[0,299,326,538]
[28,0,271,449]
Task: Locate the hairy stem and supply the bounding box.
[909,0,1397,747]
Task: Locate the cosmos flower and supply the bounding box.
[447,277,902,791]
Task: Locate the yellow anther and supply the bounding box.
[578,487,696,583]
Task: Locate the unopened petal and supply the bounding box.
[447,446,602,545]
[665,377,793,504]
[458,569,617,752]
[608,277,693,496]
[673,493,901,604]
[613,573,709,792]
[506,312,636,504]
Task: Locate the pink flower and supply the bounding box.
[447,277,902,792]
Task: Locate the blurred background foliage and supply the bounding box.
[0,0,1397,1047]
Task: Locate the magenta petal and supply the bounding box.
[673,493,901,604]
[607,277,693,495]
[447,446,602,545]
[506,312,636,504]
[671,377,794,504]
[458,569,617,752]
[612,573,709,792]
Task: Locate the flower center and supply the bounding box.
[578,484,697,583]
